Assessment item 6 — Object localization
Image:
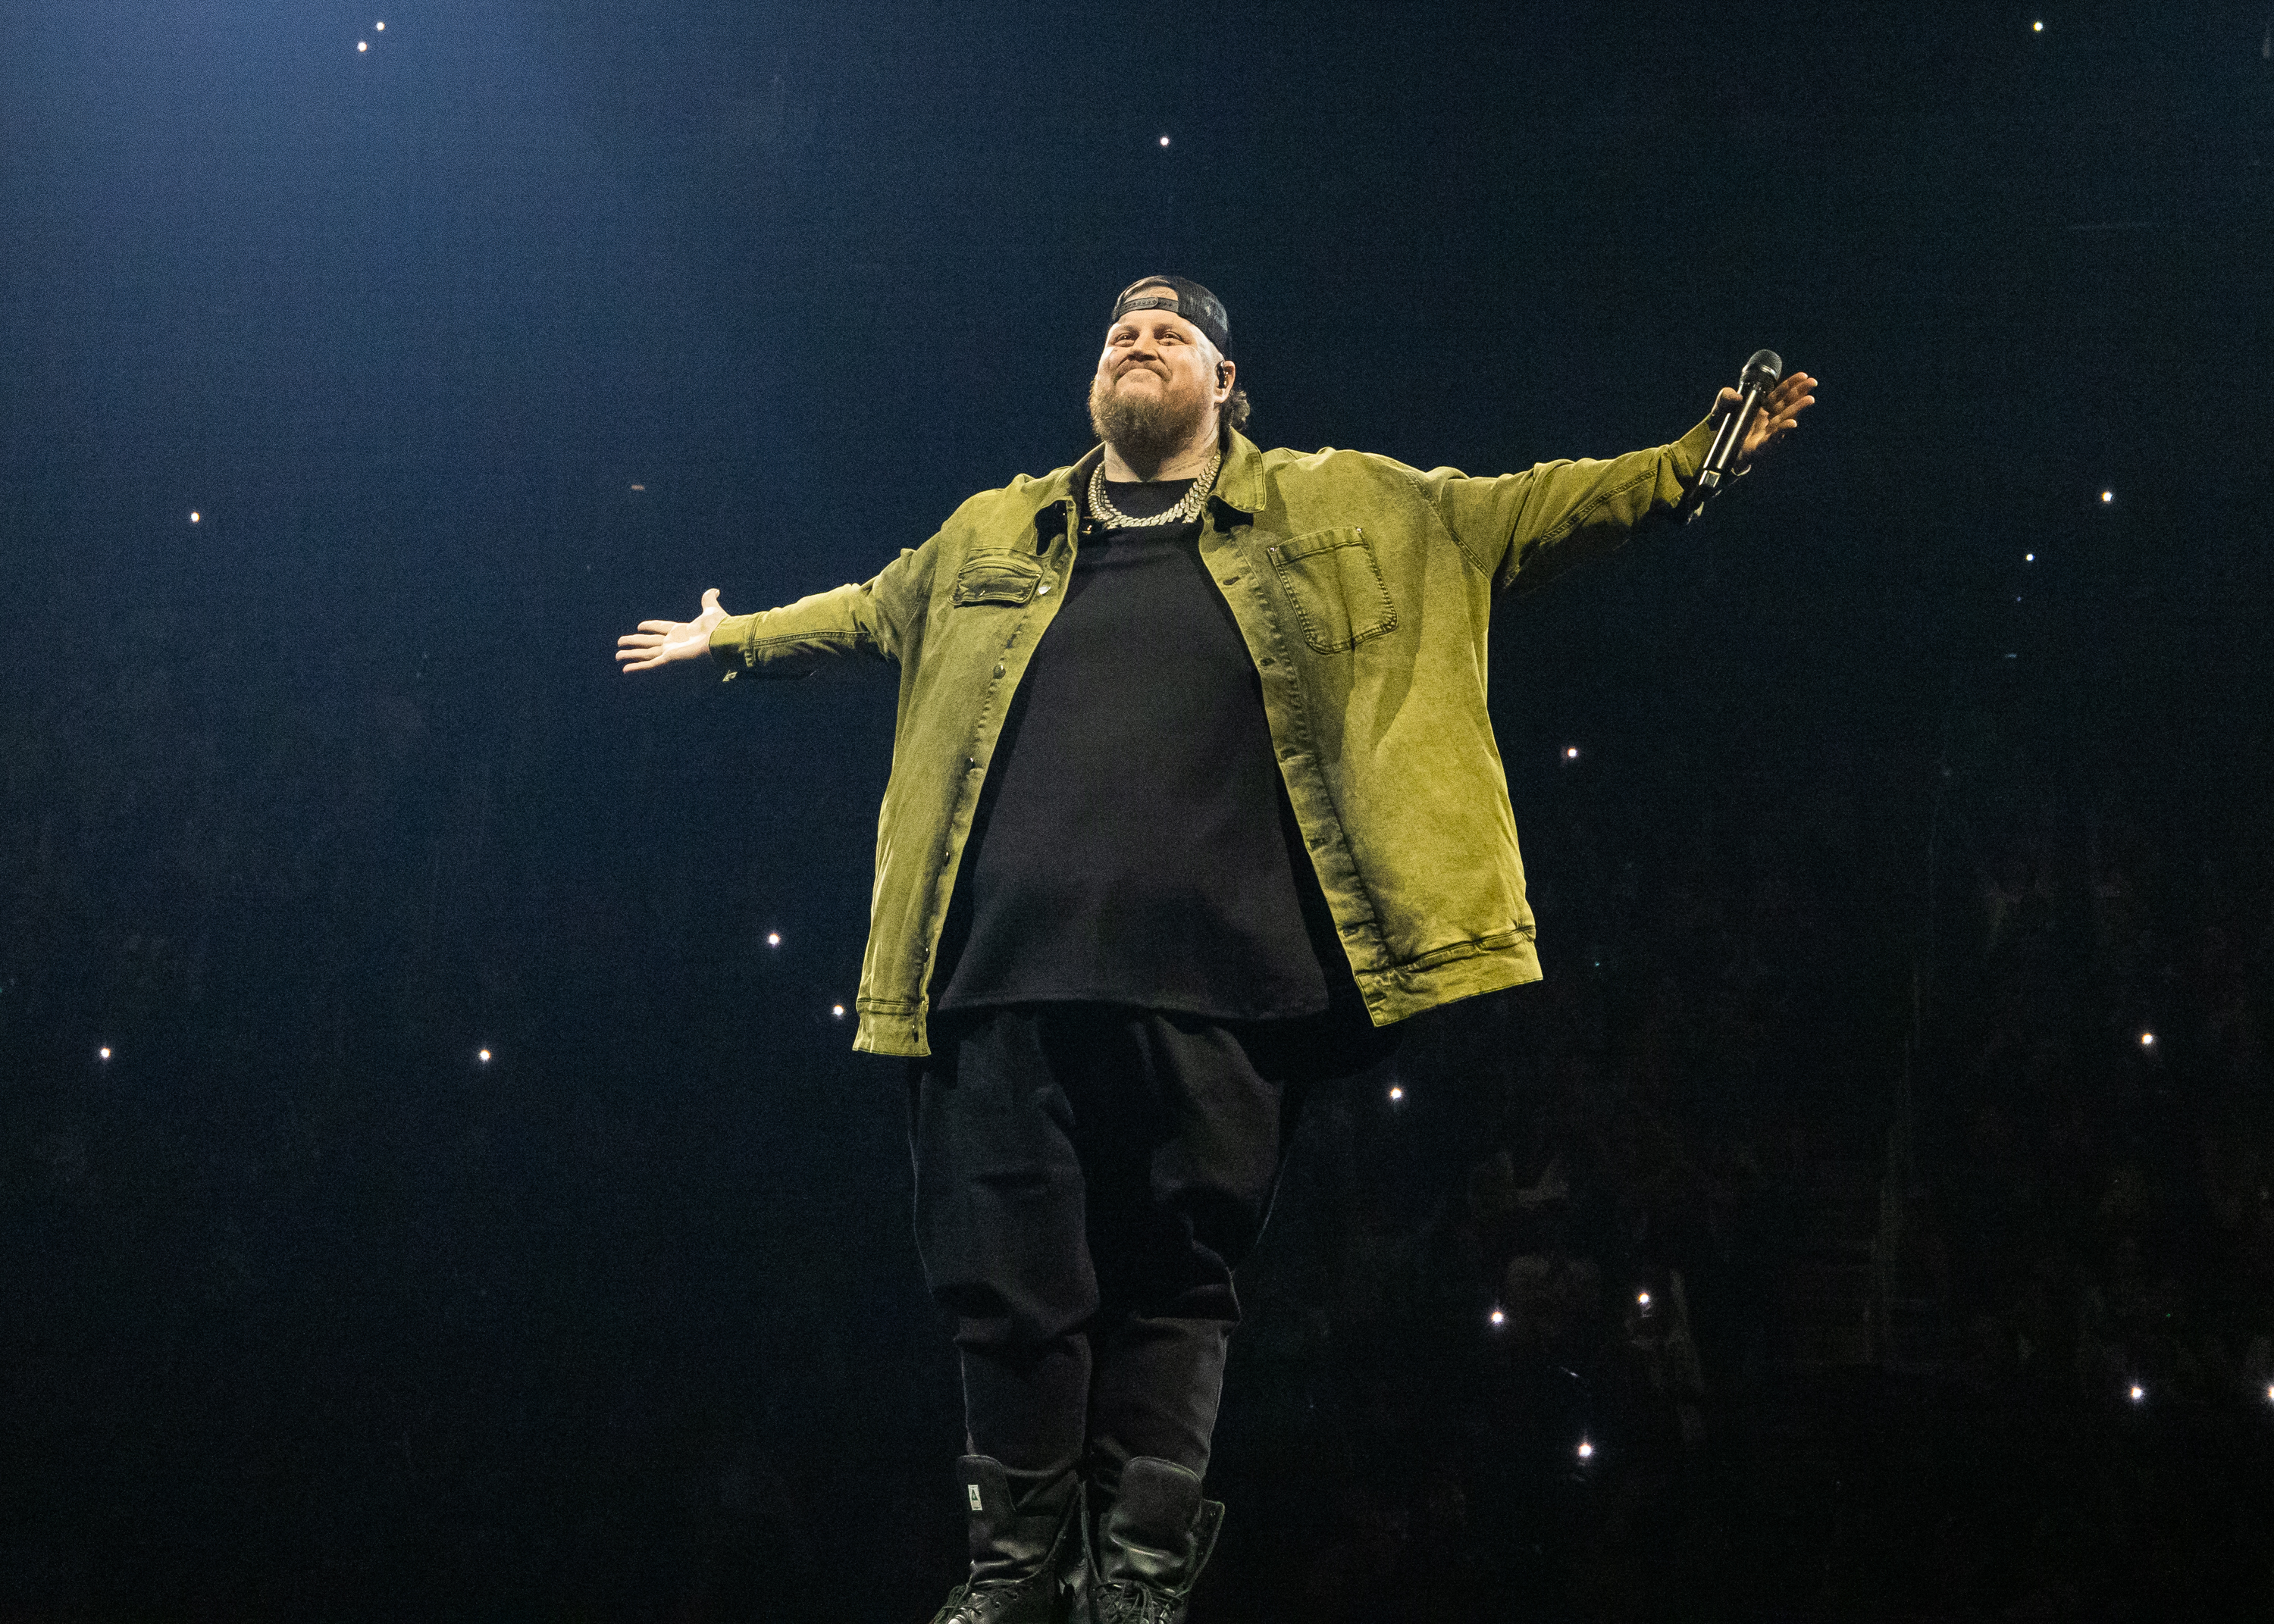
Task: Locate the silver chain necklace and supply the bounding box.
[1086,445,1223,530]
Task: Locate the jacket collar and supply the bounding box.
[1034,430,1264,539]
[1212,427,1264,514]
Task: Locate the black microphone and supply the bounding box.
[1695,349,1782,498]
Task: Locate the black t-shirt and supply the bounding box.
[929,474,1347,1020]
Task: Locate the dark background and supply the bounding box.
[4,2,2271,1619]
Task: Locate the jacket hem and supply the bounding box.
[854,937,1547,1057]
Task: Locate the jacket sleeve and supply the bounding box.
[1413,416,1718,594]
[706,539,937,678]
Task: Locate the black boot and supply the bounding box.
[929,1455,1083,1624]
[1082,1457,1224,1624]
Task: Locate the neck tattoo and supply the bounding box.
[1087,444,1223,530]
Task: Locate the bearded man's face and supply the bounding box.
[1087,302,1227,465]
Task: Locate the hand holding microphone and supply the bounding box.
[1696,351,1819,499]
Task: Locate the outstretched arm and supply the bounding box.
[1418,368,1821,593]
[616,541,935,681]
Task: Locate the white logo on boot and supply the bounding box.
[966,1483,983,1511]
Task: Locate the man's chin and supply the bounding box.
[1088,383,1205,463]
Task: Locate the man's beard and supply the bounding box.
[1087,368,1210,468]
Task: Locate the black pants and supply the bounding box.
[907,1000,1399,1494]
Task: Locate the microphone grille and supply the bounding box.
[1740,349,1784,390]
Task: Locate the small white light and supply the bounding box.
[832,1004,845,1018]
[2128,1383,2144,1402]
[358,39,368,52]
[98,1046,112,1061]
[1158,135,1170,147]
[2032,20,2044,30]
[375,19,385,28]
[1577,1440,1595,1460]
[1387,1084,1404,1102]
[1637,1291,1652,1307]
[478,1048,491,1063]
[2141,1031,2155,1047]
[2100,490,2113,504]
[1564,746,1580,760]
[766,931,781,947]
[2265,1383,2273,1402]
[1489,1307,1506,1327]
[189,511,200,523]
[2025,552,2034,562]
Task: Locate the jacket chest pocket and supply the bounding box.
[951,551,1043,607]
[1265,526,1396,652]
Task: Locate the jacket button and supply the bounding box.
[992,663,1006,677]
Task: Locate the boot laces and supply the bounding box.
[931,1579,1016,1624]
[932,1568,1063,1624]
[1093,1580,1179,1624]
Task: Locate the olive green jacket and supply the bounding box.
[710,415,1720,1057]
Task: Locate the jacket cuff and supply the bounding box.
[709,614,752,678]
[1669,415,1719,486]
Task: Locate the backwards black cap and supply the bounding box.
[1110,274,1230,356]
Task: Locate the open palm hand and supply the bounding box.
[616,587,728,674]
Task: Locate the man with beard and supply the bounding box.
[617,276,1817,1622]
